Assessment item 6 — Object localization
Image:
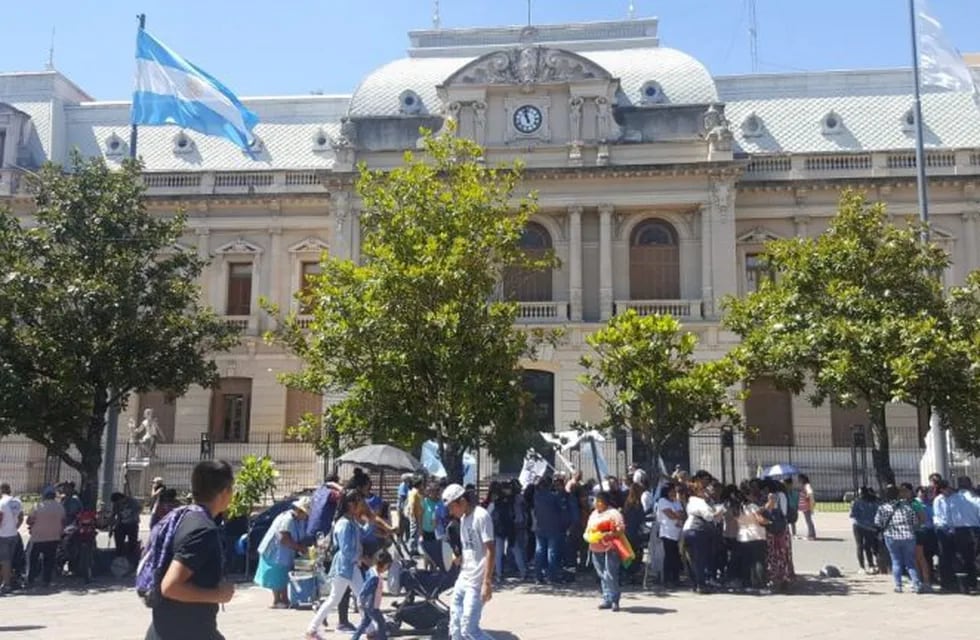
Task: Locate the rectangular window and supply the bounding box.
[744,377,794,446]
[284,388,323,440]
[0,129,6,168]
[298,261,321,312]
[831,400,869,447]
[744,253,773,293]
[226,262,253,315]
[209,377,252,442]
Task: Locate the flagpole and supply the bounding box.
[908,0,949,481]
[129,13,146,160]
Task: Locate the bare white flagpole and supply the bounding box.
[909,0,949,482]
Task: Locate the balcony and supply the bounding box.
[0,167,25,197]
[515,301,569,323]
[614,299,703,320]
[296,315,315,330]
[222,315,253,334]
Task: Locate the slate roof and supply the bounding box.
[347,46,718,117]
[718,69,980,153]
[62,96,348,172]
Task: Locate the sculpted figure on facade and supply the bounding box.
[473,101,488,146]
[703,104,734,153]
[595,97,619,142]
[450,46,609,87]
[129,409,164,459]
[568,96,584,141]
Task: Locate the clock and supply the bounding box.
[513,105,543,134]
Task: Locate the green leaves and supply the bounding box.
[226,455,279,519]
[0,153,239,503]
[266,131,553,479]
[723,189,978,480]
[580,310,744,450]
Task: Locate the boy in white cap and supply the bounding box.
[442,484,495,640]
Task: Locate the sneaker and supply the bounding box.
[273,602,289,609]
[611,601,620,612]
[336,623,356,633]
[597,601,612,610]
[894,586,903,593]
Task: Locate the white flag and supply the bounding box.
[915,0,976,92]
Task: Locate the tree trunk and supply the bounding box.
[78,396,108,509]
[869,402,896,488]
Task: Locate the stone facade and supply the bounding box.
[2,17,980,494]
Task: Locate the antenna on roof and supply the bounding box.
[432,0,441,29]
[628,1,636,19]
[45,26,55,70]
[748,0,759,72]
[527,0,532,26]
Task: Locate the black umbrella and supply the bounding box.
[336,444,422,473]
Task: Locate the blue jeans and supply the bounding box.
[684,529,714,589]
[591,550,620,605]
[494,536,527,578]
[352,608,386,640]
[449,585,494,640]
[534,533,562,582]
[884,537,921,590]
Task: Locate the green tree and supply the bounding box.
[724,190,960,485]
[267,131,556,481]
[579,310,744,466]
[0,154,239,507]
[226,455,279,519]
[937,271,980,455]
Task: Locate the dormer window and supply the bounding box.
[822,111,843,135]
[640,80,665,105]
[902,108,916,132]
[742,113,763,138]
[399,90,423,115]
[105,133,126,158]
[173,131,194,154]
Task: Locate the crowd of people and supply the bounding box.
[459,463,821,600]
[849,473,980,593]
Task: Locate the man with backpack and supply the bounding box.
[142,460,236,640]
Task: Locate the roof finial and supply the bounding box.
[628,1,636,19]
[432,0,441,29]
[45,26,55,70]
[527,0,532,26]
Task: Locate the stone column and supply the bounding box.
[568,206,583,322]
[351,209,362,265]
[599,203,614,321]
[333,191,352,261]
[268,226,282,330]
[700,205,713,316]
[793,215,810,238]
[706,176,738,318]
[962,211,979,273]
[195,228,212,307]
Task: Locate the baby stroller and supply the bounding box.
[385,538,457,639]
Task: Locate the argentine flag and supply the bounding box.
[131,29,258,152]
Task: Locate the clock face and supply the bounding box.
[513,105,543,134]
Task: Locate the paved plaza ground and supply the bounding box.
[2,513,977,639]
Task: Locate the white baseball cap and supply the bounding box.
[441,483,466,505]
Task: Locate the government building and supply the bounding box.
[3,17,980,497]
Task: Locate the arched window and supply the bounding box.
[503,222,553,302]
[629,219,680,300]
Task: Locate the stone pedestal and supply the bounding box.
[122,458,164,500]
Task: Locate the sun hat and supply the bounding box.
[292,496,312,514]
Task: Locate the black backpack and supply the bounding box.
[764,506,787,535]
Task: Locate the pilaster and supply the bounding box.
[568,205,583,322]
[598,203,614,321]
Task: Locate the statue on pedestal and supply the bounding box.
[129,409,164,459]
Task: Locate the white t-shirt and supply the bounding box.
[457,505,494,590]
[736,504,767,542]
[0,495,23,537]
[656,498,683,541]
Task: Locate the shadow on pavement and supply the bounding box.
[0,626,46,632]
[619,605,677,615]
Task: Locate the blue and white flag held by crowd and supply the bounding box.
[131,29,259,151]
[915,0,977,93]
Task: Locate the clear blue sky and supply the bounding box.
[4,1,980,100]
